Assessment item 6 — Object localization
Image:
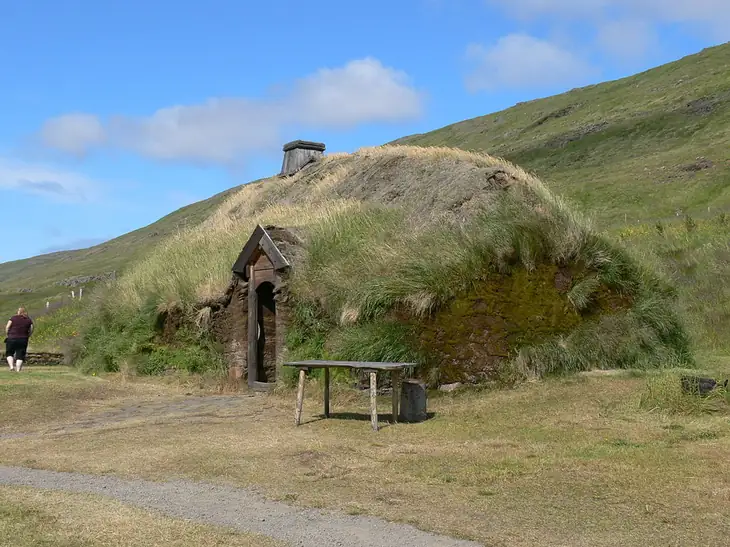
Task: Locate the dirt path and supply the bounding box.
[0,466,481,547]
[0,394,273,440]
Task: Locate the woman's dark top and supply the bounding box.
[7,315,33,340]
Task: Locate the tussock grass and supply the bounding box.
[617,216,730,354]
[286,189,689,379]
[513,312,688,380]
[640,371,730,415]
[78,145,691,380]
[567,276,601,311]
[82,144,591,320]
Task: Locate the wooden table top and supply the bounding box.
[283,360,416,371]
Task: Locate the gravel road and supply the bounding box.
[0,466,482,547]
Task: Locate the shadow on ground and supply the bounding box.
[305,411,437,427]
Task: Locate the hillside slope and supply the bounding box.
[0,185,242,319]
[394,43,730,227]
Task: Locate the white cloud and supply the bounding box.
[0,158,98,202]
[485,0,608,19]
[485,0,730,38]
[621,0,730,29]
[596,19,658,60]
[108,99,281,165]
[40,113,105,155]
[292,59,423,127]
[465,34,597,92]
[40,58,424,166]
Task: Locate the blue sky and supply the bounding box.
[1,0,728,263]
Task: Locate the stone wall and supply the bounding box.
[25,352,65,366]
[209,277,249,382]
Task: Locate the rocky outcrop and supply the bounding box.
[55,272,116,288]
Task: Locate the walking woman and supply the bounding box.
[6,307,33,372]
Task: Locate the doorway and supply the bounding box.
[255,281,277,383]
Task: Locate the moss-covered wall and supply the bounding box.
[414,264,630,384]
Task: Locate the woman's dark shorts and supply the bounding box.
[5,338,28,360]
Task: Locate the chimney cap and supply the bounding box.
[282,140,326,153]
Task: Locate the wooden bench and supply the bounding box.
[283,360,416,431]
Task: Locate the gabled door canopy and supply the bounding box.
[231,224,290,281]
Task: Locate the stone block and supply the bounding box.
[399,379,427,423]
[25,352,65,366]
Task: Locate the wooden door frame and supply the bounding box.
[247,263,258,388]
[247,264,277,391]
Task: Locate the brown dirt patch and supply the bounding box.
[680,157,714,172]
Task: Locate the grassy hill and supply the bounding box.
[394,43,730,228]
[0,185,243,321]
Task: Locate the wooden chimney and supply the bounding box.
[280,140,326,176]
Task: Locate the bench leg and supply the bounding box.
[370,371,378,432]
[295,369,306,426]
[391,370,400,424]
[324,368,330,418]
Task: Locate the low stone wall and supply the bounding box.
[25,352,65,366]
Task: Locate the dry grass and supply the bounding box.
[0,485,281,547]
[2,367,730,546]
[112,195,358,313]
[108,151,357,314]
[0,367,208,434]
[105,144,577,317]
